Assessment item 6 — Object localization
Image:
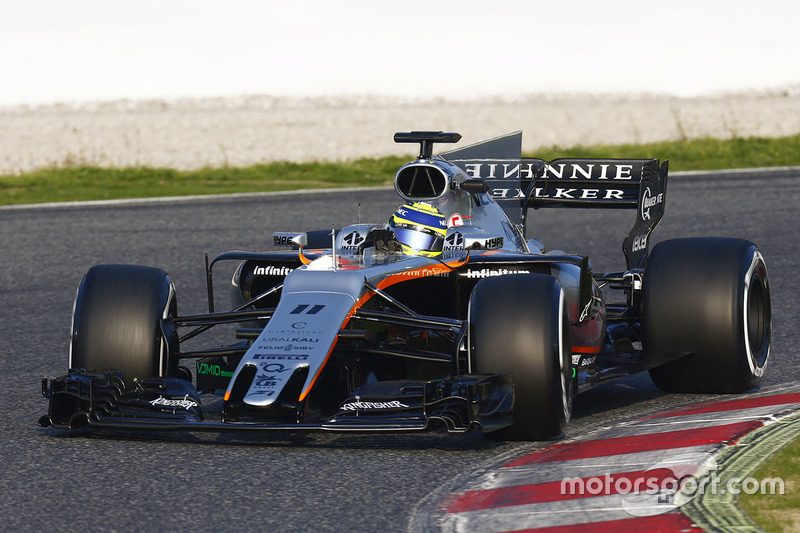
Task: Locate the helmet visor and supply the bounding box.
[392,227,444,252]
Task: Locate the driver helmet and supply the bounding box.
[388,202,447,257]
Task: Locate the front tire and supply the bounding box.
[70,264,178,386]
[468,274,572,441]
[644,238,771,393]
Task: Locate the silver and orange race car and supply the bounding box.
[40,131,771,441]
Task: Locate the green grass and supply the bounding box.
[0,157,408,206]
[2,134,799,206]
[739,435,800,532]
[531,134,800,170]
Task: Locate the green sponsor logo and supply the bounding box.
[197,362,234,378]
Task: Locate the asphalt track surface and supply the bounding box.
[0,168,796,532]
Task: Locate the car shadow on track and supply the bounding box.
[39,426,503,451]
[571,374,665,419]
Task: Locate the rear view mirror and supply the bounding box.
[465,235,504,250]
[273,232,307,249]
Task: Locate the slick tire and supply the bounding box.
[70,264,178,386]
[645,238,771,393]
[468,274,572,441]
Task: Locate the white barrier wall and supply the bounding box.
[2,91,799,173]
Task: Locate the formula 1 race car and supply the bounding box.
[40,131,772,441]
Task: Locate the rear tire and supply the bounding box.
[644,238,771,393]
[70,264,178,386]
[468,274,572,441]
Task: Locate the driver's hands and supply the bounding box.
[361,229,402,254]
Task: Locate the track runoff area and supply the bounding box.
[411,386,800,532]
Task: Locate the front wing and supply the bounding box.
[40,371,513,435]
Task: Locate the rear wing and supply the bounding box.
[443,142,668,270]
[527,158,668,270]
